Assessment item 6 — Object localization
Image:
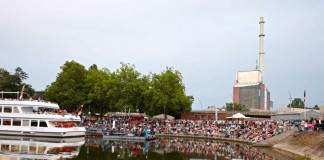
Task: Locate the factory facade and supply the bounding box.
[233,17,272,111]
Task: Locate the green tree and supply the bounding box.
[225,103,249,111]
[0,67,35,98]
[144,67,193,119]
[287,98,305,108]
[45,61,87,112]
[85,65,112,116]
[110,63,149,113]
[314,105,319,110]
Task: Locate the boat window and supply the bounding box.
[39,121,47,127]
[29,146,37,153]
[1,144,9,151]
[3,119,11,126]
[13,107,19,113]
[31,120,38,127]
[11,145,19,152]
[22,120,29,126]
[13,120,21,126]
[21,145,28,153]
[38,146,47,154]
[3,106,12,113]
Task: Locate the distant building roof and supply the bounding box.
[274,107,321,115]
[204,106,220,112]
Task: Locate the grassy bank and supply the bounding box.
[273,131,324,160]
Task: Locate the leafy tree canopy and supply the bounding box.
[287,98,319,110]
[0,67,35,98]
[144,67,193,119]
[225,103,249,112]
[287,98,305,108]
[45,62,193,118]
[45,61,87,112]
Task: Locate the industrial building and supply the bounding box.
[233,17,272,111]
[271,108,323,120]
[181,106,275,120]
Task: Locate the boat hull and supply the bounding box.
[0,130,85,138]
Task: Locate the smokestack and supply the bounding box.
[259,17,265,82]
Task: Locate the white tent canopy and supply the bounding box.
[152,114,175,120]
[226,113,250,119]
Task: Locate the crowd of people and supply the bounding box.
[85,116,303,143]
[150,119,294,143]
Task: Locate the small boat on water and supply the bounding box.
[103,132,156,141]
[0,97,86,138]
[86,127,103,136]
[102,125,156,141]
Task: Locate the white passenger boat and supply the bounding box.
[0,99,86,137]
[0,136,85,160]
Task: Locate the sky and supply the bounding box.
[1,0,323,110]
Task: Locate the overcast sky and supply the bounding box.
[1,0,323,110]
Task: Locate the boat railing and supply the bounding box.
[21,111,78,118]
[0,98,58,105]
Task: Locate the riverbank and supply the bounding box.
[253,127,324,160]
[272,131,324,160]
[157,129,324,160]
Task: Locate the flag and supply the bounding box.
[303,90,306,103]
[303,89,306,120]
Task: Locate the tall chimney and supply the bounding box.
[259,17,265,82]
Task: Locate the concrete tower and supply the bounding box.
[259,17,265,82]
[233,17,272,111]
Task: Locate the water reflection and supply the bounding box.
[79,138,292,160]
[0,137,294,160]
[0,136,84,160]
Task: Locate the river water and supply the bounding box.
[0,137,297,160]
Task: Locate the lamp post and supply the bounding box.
[288,92,292,111]
[88,105,91,116]
[164,106,166,120]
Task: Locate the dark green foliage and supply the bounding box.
[287,98,305,109]
[225,103,249,111]
[45,61,88,112]
[144,67,193,119]
[287,98,319,110]
[45,62,193,117]
[0,67,35,98]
